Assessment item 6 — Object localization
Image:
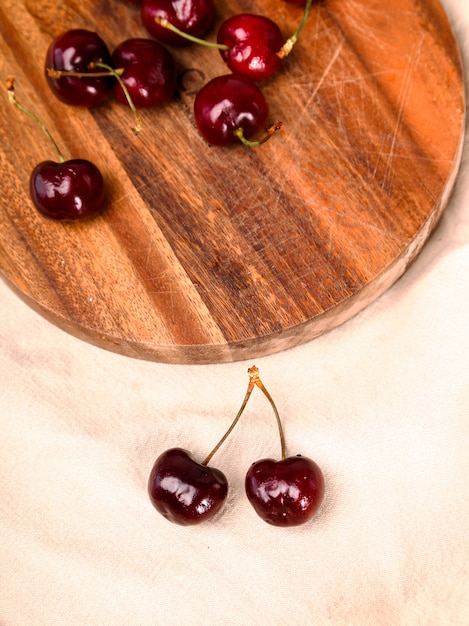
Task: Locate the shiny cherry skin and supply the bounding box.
[111,38,177,108]
[148,448,228,525]
[141,0,214,46]
[30,159,105,221]
[245,455,325,526]
[45,29,113,108]
[217,14,284,82]
[194,74,269,146]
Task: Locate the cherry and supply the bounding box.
[245,456,325,526]
[7,79,104,221]
[202,365,325,527]
[111,38,177,108]
[147,373,260,524]
[29,160,104,221]
[241,366,325,527]
[193,74,282,147]
[45,29,113,108]
[155,0,313,81]
[148,448,228,525]
[147,364,266,525]
[141,0,214,47]
[216,14,284,82]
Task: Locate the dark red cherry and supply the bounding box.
[111,38,177,108]
[45,29,113,108]
[29,159,105,221]
[141,0,214,46]
[194,74,269,146]
[245,455,325,526]
[217,14,284,82]
[148,448,228,525]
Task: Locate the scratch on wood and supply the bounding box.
[303,40,345,116]
[381,34,425,196]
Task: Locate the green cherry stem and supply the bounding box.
[46,63,143,135]
[233,122,284,148]
[154,17,229,49]
[277,0,313,59]
[201,365,286,466]
[91,62,142,135]
[6,77,65,163]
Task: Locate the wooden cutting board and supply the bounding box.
[0,0,464,363]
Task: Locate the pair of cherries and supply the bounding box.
[125,0,313,146]
[45,28,178,132]
[148,366,325,526]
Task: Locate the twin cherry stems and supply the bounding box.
[201,365,286,467]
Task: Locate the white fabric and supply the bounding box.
[1,1,469,623]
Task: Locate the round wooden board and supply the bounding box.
[0,0,465,364]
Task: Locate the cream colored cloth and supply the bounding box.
[1,0,469,623]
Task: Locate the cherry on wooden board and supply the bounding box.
[6,78,105,222]
[141,0,215,46]
[193,74,274,146]
[111,38,177,108]
[30,159,104,221]
[216,14,285,82]
[45,29,113,108]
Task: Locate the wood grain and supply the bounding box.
[0,0,464,363]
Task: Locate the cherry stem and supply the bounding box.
[6,77,65,163]
[277,0,313,59]
[46,63,142,135]
[47,68,124,78]
[91,62,142,135]
[201,377,256,466]
[154,17,229,50]
[201,365,286,466]
[234,122,284,147]
[248,365,287,460]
